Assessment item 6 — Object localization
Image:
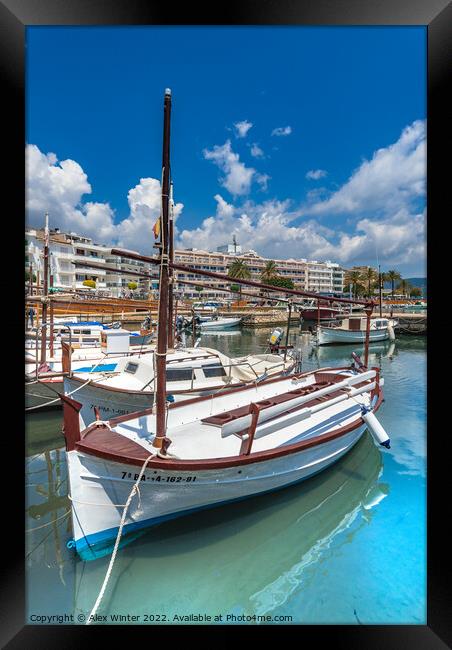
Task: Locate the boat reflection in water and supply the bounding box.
[311,338,396,366]
[73,432,388,622]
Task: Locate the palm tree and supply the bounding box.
[260,260,278,283]
[228,259,251,301]
[386,270,402,298]
[344,270,364,300]
[362,267,378,298]
[397,279,412,298]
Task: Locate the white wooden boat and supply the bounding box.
[25,332,156,411]
[199,316,242,330]
[25,321,153,349]
[317,317,398,346]
[61,90,390,568]
[63,346,294,423]
[62,361,389,561]
[72,432,383,616]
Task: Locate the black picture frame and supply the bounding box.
[3,0,449,647]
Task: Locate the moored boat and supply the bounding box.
[63,345,293,422]
[63,360,388,561]
[61,89,391,571]
[317,317,398,346]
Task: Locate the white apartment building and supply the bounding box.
[170,247,344,300]
[25,228,150,297]
[26,228,345,300]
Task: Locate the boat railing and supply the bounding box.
[139,356,287,393]
[28,323,73,380]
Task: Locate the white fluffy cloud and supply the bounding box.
[26,144,117,242]
[256,173,271,191]
[271,126,292,136]
[177,120,426,273]
[26,118,426,274]
[26,144,183,254]
[306,120,426,217]
[203,140,256,196]
[306,169,327,180]
[233,120,253,138]
[250,143,265,158]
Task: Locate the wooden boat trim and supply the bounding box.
[74,388,383,470]
[107,365,353,426]
[201,372,349,426]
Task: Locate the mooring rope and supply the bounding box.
[86,452,157,625]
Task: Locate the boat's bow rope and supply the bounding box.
[86,451,157,625]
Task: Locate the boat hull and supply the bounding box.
[200,318,242,330]
[318,327,390,345]
[63,376,228,424]
[68,423,367,560]
[25,378,63,410]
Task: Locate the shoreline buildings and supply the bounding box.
[25,228,345,299]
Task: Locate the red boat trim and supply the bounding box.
[74,387,383,471]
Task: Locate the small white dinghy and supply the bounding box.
[199,316,242,330]
[317,317,398,346]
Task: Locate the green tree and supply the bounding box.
[25,270,37,283]
[83,279,96,289]
[228,259,251,300]
[386,269,402,298]
[260,260,278,283]
[396,279,412,298]
[410,286,422,298]
[362,267,378,297]
[127,282,138,290]
[344,270,364,299]
[266,276,294,290]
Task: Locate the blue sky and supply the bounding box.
[26,26,426,275]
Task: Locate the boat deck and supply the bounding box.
[76,370,374,462]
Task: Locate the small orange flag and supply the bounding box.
[153,217,161,239]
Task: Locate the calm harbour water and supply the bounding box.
[26,328,426,625]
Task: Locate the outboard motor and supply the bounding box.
[176,315,185,332]
[141,315,151,330]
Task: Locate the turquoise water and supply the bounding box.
[25,330,426,624]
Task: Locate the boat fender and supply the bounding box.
[387,324,396,341]
[361,407,391,449]
[166,394,175,403]
[66,539,76,550]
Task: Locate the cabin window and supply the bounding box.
[73,329,81,334]
[166,367,194,382]
[202,363,227,378]
[124,362,139,374]
[81,329,91,334]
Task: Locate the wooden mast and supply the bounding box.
[154,88,172,447]
[378,264,383,318]
[168,181,175,348]
[49,272,54,358]
[363,303,374,367]
[39,213,50,365]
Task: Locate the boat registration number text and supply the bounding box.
[120,472,197,483]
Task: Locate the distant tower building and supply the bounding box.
[217,235,242,256]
